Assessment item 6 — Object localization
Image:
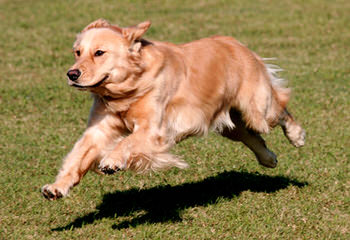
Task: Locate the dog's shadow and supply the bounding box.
[52,170,307,231]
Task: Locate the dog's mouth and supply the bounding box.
[71,75,109,89]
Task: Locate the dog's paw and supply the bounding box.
[99,165,121,175]
[290,127,306,148]
[98,158,123,175]
[41,184,64,201]
[285,124,306,148]
[256,149,278,168]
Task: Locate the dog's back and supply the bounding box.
[152,36,290,140]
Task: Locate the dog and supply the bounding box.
[42,19,305,200]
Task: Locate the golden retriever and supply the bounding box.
[42,19,305,200]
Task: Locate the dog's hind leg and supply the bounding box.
[279,109,305,147]
[221,110,278,168]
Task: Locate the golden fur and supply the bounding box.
[42,19,305,200]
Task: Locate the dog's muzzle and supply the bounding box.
[69,75,109,89]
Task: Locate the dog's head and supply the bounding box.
[67,19,151,94]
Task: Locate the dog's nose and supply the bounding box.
[67,69,81,81]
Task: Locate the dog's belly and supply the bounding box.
[166,103,234,142]
[168,106,209,141]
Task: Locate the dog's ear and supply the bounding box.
[82,19,111,32]
[122,21,151,44]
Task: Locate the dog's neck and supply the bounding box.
[97,81,154,113]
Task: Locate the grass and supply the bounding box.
[0,0,349,239]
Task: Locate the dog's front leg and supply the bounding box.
[42,99,125,200]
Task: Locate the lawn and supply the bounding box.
[0,0,349,239]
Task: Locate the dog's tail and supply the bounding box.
[263,60,291,109]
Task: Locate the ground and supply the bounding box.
[0,0,349,239]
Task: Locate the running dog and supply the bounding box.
[42,19,305,200]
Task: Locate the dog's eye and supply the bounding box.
[75,50,81,57]
[94,50,105,57]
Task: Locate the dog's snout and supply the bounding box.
[67,69,81,81]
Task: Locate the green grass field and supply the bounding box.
[1,0,349,239]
